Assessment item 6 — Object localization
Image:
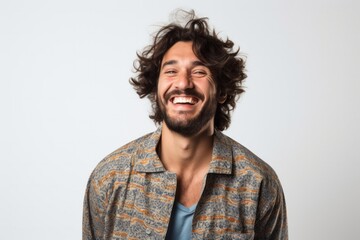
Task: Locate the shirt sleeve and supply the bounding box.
[254,177,288,240]
[82,172,106,240]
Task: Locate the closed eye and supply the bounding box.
[163,69,178,77]
[192,70,207,77]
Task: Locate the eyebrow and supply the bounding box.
[161,60,206,69]
[162,60,177,68]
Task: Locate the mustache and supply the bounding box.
[164,89,204,102]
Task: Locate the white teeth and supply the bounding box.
[172,97,197,104]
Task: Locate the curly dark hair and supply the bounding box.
[130,11,247,131]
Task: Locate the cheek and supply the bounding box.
[157,78,172,95]
[206,77,217,95]
[205,84,217,98]
[156,82,168,103]
[156,79,164,94]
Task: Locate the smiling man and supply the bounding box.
[83,11,288,240]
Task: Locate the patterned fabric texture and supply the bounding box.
[83,127,288,240]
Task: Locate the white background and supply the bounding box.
[1,0,359,239]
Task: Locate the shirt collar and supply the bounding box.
[208,130,233,174]
[133,127,233,175]
[133,127,165,173]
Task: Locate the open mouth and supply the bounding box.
[170,96,199,105]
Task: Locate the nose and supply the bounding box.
[174,71,194,89]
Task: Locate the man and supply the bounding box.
[83,11,288,240]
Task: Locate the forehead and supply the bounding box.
[161,41,198,64]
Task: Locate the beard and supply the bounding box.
[158,90,217,137]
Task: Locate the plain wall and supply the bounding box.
[1,0,359,239]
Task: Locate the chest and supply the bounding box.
[104,172,260,239]
[176,173,206,207]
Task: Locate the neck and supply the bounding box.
[158,121,214,175]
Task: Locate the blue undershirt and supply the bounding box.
[165,202,197,240]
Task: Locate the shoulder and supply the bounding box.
[89,131,154,183]
[220,132,286,213]
[217,131,282,185]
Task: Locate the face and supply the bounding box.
[157,41,218,136]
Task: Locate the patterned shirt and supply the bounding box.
[83,127,288,239]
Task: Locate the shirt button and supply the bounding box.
[146,228,152,235]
